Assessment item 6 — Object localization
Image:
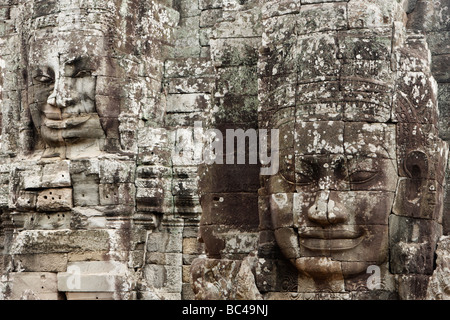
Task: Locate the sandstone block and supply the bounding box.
[199,0,222,10]
[10,230,111,254]
[210,38,259,67]
[7,272,60,300]
[213,9,262,39]
[65,292,115,300]
[15,191,37,211]
[398,274,431,300]
[147,229,183,253]
[57,261,128,293]
[36,188,72,212]
[262,0,300,19]
[41,161,71,188]
[12,253,68,272]
[99,159,135,184]
[297,2,347,35]
[347,0,404,29]
[144,264,182,293]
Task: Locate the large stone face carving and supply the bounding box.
[257,0,448,297]
[262,1,413,280]
[192,0,450,300]
[266,117,398,278]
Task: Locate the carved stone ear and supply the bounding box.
[404,150,429,179]
[394,151,439,219]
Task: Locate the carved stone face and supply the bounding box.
[261,5,404,278]
[267,120,398,278]
[259,0,449,283]
[27,30,105,157]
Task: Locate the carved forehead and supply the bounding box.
[262,0,407,32]
[27,29,108,73]
[28,32,59,66]
[277,120,396,159]
[28,27,109,54]
[27,0,115,52]
[30,0,116,20]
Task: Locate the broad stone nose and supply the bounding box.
[47,77,75,108]
[307,190,348,226]
[326,191,349,225]
[47,88,57,107]
[308,190,331,226]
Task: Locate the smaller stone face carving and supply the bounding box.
[27,29,106,158]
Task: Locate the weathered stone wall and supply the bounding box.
[0,0,195,300]
[0,0,449,300]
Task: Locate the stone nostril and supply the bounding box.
[326,200,349,225]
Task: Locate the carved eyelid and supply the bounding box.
[72,70,92,77]
[281,158,380,185]
[348,170,379,184]
[64,56,93,78]
[33,74,54,83]
[295,172,314,185]
[279,171,314,185]
[279,171,297,185]
[294,160,317,185]
[279,165,315,185]
[33,66,55,82]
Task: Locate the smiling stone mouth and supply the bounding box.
[44,115,91,129]
[298,229,365,251]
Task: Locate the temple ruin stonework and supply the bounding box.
[0,0,449,300]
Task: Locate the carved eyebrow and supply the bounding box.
[63,56,94,74]
[64,56,88,66]
[32,67,55,82]
[347,157,380,174]
[33,66,54,76]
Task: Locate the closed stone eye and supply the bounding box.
[279,170,316,186]
[295,171,315,185]
[34,74,53,84]
[72,70,92,78]
[279,170,295,185]
[349,170,378,184]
